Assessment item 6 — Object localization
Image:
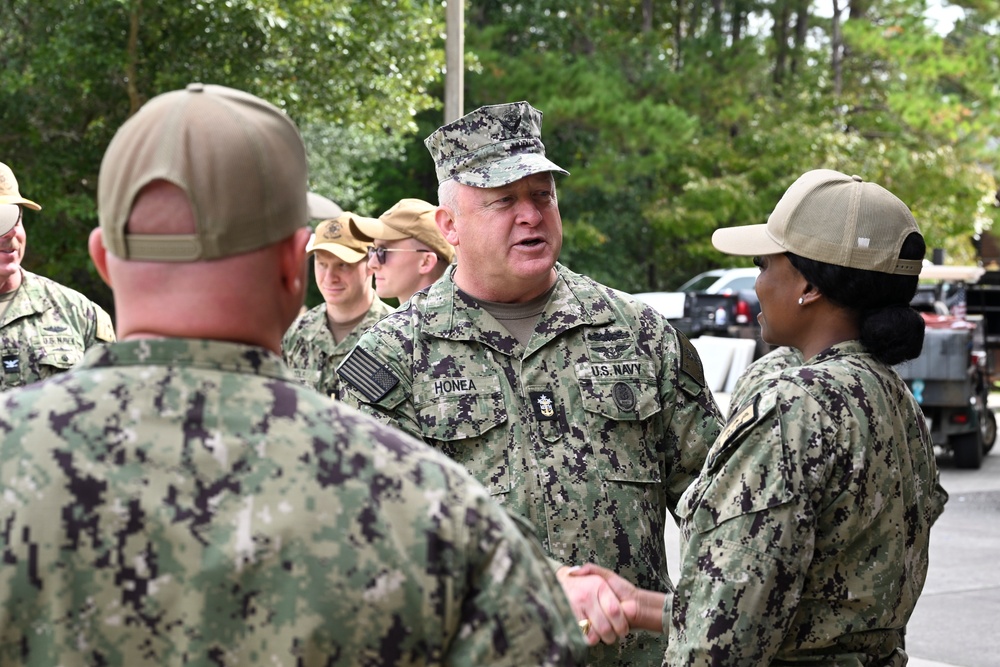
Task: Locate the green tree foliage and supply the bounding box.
[403,0,999,291]
[0,0,444,313]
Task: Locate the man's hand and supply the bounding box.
[556,564,630,646]
[571,563,667,634]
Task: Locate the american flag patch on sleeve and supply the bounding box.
[338,347,400,402]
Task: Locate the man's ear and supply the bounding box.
[88,228,112,287]
[280,227,312,297]
[418,251,439,276]
[435,207,459,246]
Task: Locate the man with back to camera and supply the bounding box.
[350,197,455,304]
[0,161,115,389]
[338,101,723,666]
[282,212,393,399]
[0,83,587,666]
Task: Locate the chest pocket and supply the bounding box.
[576,359,662,484]
[413,374,510,495]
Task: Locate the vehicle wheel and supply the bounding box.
[951,431,984,469]
[981,406,997,454]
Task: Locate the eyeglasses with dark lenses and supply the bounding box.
[367,246,435,265]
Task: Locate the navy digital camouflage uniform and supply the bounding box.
[727,345,802,418]
[0,338,588,666]
[282,296,394,399]
[339,262,723,667]
[668,340,948,665]
[0,269,114,389]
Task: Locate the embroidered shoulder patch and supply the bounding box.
[337,347,400,403]
[677,331,707,388]
[718,395,758,447]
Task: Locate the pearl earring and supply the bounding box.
[798,297,804,305]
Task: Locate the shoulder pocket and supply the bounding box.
[686,392,793,533]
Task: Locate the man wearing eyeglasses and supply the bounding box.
[338,102,723,667]
[282,212,393,399]
[350,198,454,305]
[0,161,115,390]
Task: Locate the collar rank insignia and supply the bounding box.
[3,355,19,373]
[530,390,557,421]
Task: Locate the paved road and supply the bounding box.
[665,432,1000,667]
[905,443,1000,667]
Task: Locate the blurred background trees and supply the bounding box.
[1,0,997,310]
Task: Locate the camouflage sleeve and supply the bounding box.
[337,328,423,439]
[453,500,588,666]
[661,328,723,518]
[668,389,817,664]
[93,304,116,343]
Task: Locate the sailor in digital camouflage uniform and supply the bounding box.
[0,161,114,389]
[337,101,723,666]
[282,213,393,399]
[0,83,587,666]
[663,170,947,664]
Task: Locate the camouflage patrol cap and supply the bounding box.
[0,162,41,236]
[350,198,455,262]
[712,169,923,276]
[424,102,569,188]
[98,83,308,261]
[307,213,374,263]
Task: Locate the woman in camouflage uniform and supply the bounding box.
[582,169,948,666]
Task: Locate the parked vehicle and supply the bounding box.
[896,313,996,469]
[635,267,765,354]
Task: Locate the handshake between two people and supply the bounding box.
[556,563,668,647]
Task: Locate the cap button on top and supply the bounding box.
[187,83,205,93]
[851,174,863,182]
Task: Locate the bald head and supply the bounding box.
[89,182,311,352]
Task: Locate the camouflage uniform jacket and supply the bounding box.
[0,338,587,666]
[281,294,393,399]
[727,345,803,419]
[0,269,114,390]
[339,263,723,667]
[668,340,947,665]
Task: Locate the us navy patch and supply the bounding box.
[337,347,399,402]
[530,390,557,421]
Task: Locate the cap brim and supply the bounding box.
[454,154,570,188]
[712,224,786,257]
[307,240,367,263]
[307,192,343,220]
[351,216,408,242]
[0,196,40,211]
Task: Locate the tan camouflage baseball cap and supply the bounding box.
[0,162,41,236]
[307,213,374,263]
[424,101,569,188]
[712,169,922,276]
[98,83,308,261]
[350,198,455,263]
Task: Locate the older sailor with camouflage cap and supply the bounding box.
[0,84,587,666]
[338,101,722,666]
[282,212,393,399]
[350,198,454,304]
[0,161,114,389]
